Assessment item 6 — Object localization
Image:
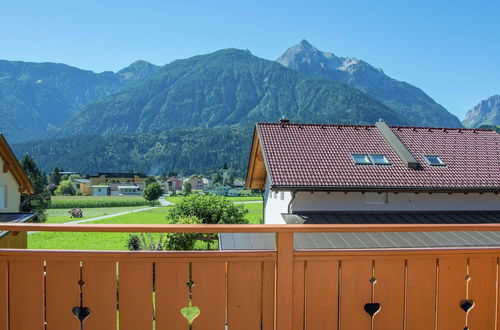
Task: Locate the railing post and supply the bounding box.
[276,232,294,330]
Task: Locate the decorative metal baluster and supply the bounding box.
[461,259,474,330]
[363,261,381,329]
[72,278,91,329]
[181,262,200,329]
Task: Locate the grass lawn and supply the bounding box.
[46,206,151,223]
[245,202,263,224]
[29,203,262,250]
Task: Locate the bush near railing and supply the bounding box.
[49,197,158,209]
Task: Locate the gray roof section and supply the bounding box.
[282,211,500,224]
[0,213,35,239]
[219,211,500,250]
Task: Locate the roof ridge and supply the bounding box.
[257,122,495,132]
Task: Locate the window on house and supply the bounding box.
[423,155,445,166]
[280,192,284,200]
[351,154,372,165]
[369,154,390,165]
[351,154,390,165]
[0,186,5,209]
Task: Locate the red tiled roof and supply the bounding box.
[257,123,500,191]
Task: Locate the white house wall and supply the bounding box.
[291,191,500,212]
[263,175,291,224]
[0,157,20,213]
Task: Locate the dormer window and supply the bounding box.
[423,155,445,166]
[351,154,391,165]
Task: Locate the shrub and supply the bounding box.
[69,208,83,218]
[127,234,142,251]
[167,194,248,224]
[164,216,202,250]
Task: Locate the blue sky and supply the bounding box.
[1,0,499,119]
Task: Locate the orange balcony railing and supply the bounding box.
[1,223,500,329]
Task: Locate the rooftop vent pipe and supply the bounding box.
[375,121,419,169]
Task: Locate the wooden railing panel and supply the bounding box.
[83,261,117,330]
[437,258,467,330]
[9,260,44,330]
[227,261,262,330]
[405,259,437,330]
[192,262,226,330]
[305,260,339,329]
[0,261,8,330]
[119,262,153,330]
[156,262,189,330]
[340,260,372,330]
[276,232,293,330]
[262,261,275,330]
[45,261,81,330]
[468,257,497,330]
[292,261,305,330]
[373,260,405,330]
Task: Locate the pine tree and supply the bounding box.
[20,154,51,223]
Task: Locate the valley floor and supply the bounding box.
[29,197,262,250]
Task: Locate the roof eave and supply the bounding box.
[270,185,500,193]
[0,134,35,195]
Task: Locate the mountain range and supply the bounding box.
[0,59,159,141]
[59,48,407,137]
[2,40,481,174]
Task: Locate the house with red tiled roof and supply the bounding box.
[219,120,500,250]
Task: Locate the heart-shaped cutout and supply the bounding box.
[181,305,200,325]
[72,306,91,323]
[364,303,381,317]
[460,299,474,312]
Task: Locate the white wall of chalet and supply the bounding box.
[264,190,500,224]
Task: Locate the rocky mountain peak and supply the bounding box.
[276,40,463,128]
[118,60,159,82]
[462,95,500,128]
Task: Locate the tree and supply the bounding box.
[211,173,222,185]
[143,182,163,205]
[182,181,192,194]
[167,194,248,224]
[47,183,57,196]
[20,154,51,223]
[145,176,157,186]
[55,180,76,196]
[50,167,62,185]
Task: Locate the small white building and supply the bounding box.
[91,185,110,196]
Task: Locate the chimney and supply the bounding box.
[279,118,290,124]
[375,121,419,169]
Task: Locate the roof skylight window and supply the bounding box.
[351,154,372,165]
[351,154,391,165]
[370,154,390,165]
[423,155,445,166]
